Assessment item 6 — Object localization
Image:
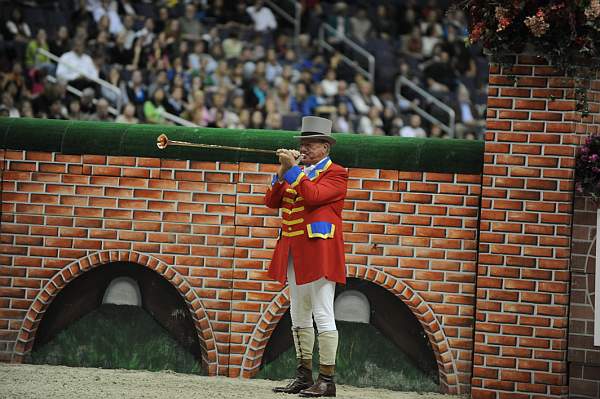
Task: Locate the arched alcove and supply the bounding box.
[258,278,438,381]
[32,262,204,371]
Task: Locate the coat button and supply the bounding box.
[288,227,292,231]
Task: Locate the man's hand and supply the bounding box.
[276,149,300,180]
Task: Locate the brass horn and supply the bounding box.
[156,133,277,154]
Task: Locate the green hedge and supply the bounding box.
[1,118,483,174]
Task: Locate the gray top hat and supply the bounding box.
[293,116,336,144]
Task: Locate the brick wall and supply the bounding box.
[473,57,600,398]
[569,195,600,399]
[0,150,481,394]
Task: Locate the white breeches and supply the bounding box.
[287,255,337,333]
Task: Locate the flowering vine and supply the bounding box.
[456,1,600,69]
[575,134,600,203]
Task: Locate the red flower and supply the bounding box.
[469,21,485,43]
[497,17,512,32]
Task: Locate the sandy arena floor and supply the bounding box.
[0,363,462,399]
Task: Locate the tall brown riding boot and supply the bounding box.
[272,327,315,394]
[299,330,338,397]
[272,358,314,394]
[299,365,336,397]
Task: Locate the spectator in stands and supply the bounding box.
[453,84,485,139]
[116,103,138,124]
[290,82,311,116]
[89,98,112,121]
[350,6,372,45]
[50,26,71,57]
[251,78,269,109]
[102,66,128,108]
[333,80,355,116]
[350,80,382,115]
[274,80,292,114]
[265,48,282,84]
[357,106,384,135]
[19,99,34,118]
[67,98,84,120]
[2,8,31,61]
[326,2,350,46]
[429,124,448,139]
[400,114,427,138]
[265,111,282,130]
[120,15,136,50]
[148,70,170,99]
[165,86,186,116]
[423,50,458,100]
[180,3,204,42]
[321,69,339,98]
[246,1,277,45]
[25,29,53,73]
[155,7,170,35]
[134,18,156,48]
[91,0,124,35]
[228,91,246,116]
[183,90,213,126]
[333,102,353,133]
[47,99,69,120]
[373,4,396,37]
[56,38,99,93]
[249,109,265,129]
[1,92,20,118]
[211,61,234,90]
[79,87,97,116]
[222,31,243,61]
[404,26,424,61]
[144,88,167,124]
[305,83,328,116]
[125,69,147,117]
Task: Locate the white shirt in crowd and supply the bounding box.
[89,0,124,34]
[56,51,99,82]
[399,125,427,138]
[246,5,277,32]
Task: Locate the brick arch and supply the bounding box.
[13,250,218,375]
[585,235,596,308]
[240,265,459,394]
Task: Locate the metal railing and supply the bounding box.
[395,76,456,137]
[37,48,123,112]
[46,75,119,117]
[37,48,198,127]
[265,0,301,45]
[317,23,375,83]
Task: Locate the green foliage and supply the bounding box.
[256,321,439,392]
[30,304,204,375]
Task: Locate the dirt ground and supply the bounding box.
[0,363,462,399]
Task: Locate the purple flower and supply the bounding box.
[592,154,600,162]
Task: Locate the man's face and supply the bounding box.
[299,139,329,166]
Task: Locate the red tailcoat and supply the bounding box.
[264,157,348,285]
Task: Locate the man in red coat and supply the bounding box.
[265,116,347,397]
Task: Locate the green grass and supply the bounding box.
[30,304,204,375]
[256,321,439,392]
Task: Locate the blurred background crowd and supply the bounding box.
[0,0,488,139]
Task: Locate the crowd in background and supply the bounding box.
[0,0,488,139]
